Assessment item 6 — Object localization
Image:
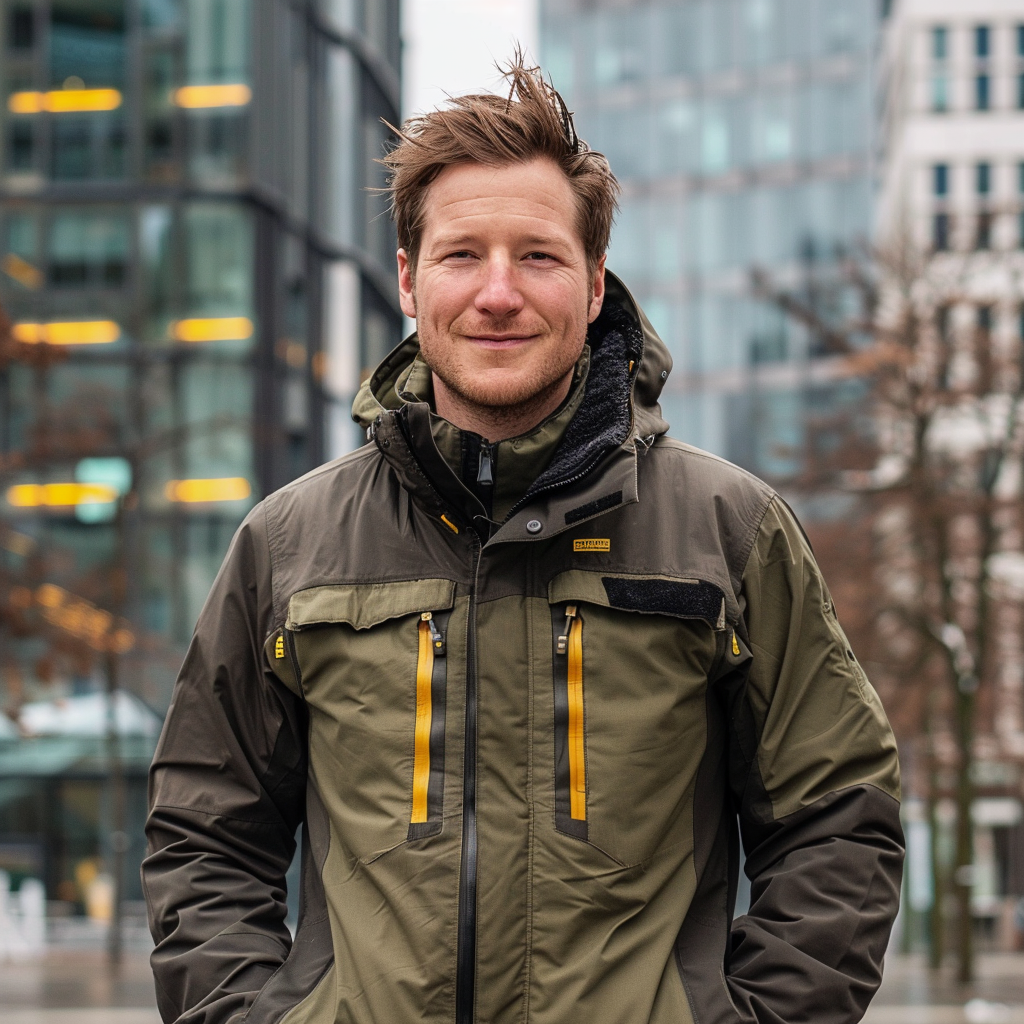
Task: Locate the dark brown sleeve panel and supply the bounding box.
[729,785,904,1024]
[144,505,308,1024]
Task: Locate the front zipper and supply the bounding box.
[409,612,448,839]
[456,541,482,1024]
[552,603,587,840]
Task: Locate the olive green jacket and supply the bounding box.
[144,274,903,1024]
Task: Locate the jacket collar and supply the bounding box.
[352,272,672,543]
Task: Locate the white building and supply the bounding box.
[878,0,1024,258]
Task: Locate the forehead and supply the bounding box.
[419,158,580,244]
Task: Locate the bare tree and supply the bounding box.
[753,237,1024,983]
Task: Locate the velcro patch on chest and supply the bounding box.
[602,576,726,626]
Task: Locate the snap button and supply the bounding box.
[526,519,543,534]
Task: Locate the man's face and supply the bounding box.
[397,157,605,418]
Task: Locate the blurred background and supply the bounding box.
[1,0,1023,1021]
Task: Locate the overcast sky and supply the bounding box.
[402,0,539,119]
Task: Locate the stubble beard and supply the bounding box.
[421,320,586,439]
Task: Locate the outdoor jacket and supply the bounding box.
[144,273,904,1024]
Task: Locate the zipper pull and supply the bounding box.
[477,442,494,486]
[421,611,446,657]
[556,604,578,655]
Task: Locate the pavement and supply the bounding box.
[0,947,1021,1022]
[864,954,1024,1024]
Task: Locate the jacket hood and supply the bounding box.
[351,270,672,441]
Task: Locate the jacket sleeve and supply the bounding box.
[143,504,307,1024]
[725,497,904,1024]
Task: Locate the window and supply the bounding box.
[977,162,991,195]
[932,26,949,112]
[1018,72,1024,110]
[934,212,950,251]
[976,25,991,58]
[934,163,949,196]
[48,210,131,288]
[977,74,991,110]
[978,305,993,332]
[976,212,993,250]
[1019,163,1024,248]
[8,5,34,49]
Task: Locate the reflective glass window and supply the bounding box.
[975,25,991,59]
[976,74,991,111]
[740,0,778,68]
[48,210,130,289]
[654,99,699,177]
[1018,25,1024,57]
[183,202,253,325]
[48,0,127,180]
[976,162,991,195]
[142,0,183,30]
[186,0,249,83]
[322,45,356,248]
[140,205,173,327]
[179,362,254,479]
[932,26,948,61]
[653,5,698,78]
[362,105,394,269]
[183,0,250,181]
[50,0,126,88]
[934,163,949,196]
[143,46,180,181]
[932,73,948,112]
[2,211,42,291]
[8,5,34,49]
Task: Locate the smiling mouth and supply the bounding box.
[464,334,540,345]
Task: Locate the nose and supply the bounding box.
[474,255,525,319]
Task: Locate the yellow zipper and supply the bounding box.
[411,613,436,824]
[565,606,586,820]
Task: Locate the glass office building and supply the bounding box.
[541,0,877,476]
[0,0,400,912]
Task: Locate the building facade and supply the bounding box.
[540,0,878,477]
[0,0,401,912]
[875,0,1024,942]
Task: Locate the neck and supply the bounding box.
[432,371,574,443]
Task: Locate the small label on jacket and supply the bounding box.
[275,634,285,659]
[574,538,610,552]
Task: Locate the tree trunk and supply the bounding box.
[953,687,975,984]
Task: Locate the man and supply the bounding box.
[144,62,903,1024]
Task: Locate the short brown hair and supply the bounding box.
[382,56,619,273]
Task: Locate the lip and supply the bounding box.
[463,334,540,346]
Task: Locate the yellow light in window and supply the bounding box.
[169,317,254,342]
[13,320,120,345]
[164,478,252,503]
[7,483,119,507]
[1,253,43,289]
[7,89,122,113]
[7,91,44,114]
[172,84,252,109]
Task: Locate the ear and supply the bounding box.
[587,255,606,323]
[397,249,417,319]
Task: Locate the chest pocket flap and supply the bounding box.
[287,577,456,630]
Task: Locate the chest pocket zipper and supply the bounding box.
[553,604,587,840]
[409,611,449,840]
